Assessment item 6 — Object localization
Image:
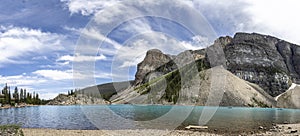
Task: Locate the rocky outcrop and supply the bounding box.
[47,94,109,105]
[276,83,300,109]
[134,49,172,85]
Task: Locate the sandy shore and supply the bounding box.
[21,124,300,136]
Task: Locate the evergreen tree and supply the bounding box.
[20,88,24,103]
[24,89,27,101]
[8,90,11,105]
[35,93,40,104]
[0,84,44,106]
[13,87,19,103]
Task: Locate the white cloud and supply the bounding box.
[33,69,73,80]
[244,0,300,44]
[61,0,121,16]
[113,32,210,68]
[187,0,300,44]
[57,54,106,62]
[0,74,47,87]
[81,27,122,49]
[0,25,66,65]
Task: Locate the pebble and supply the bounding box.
[290,130,298,133]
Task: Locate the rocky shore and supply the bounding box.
[21,123,300,136]
[47,94,109,105]
[0,103,37,109]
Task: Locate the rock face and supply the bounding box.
[221,33,299,97]
[47,94,109,105]
[134,49,172,85]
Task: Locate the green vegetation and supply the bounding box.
[0,124,24,136]
[135,58,210,104]
[0,83,45,106]
[248,97,270,108]
[67,89,77,96]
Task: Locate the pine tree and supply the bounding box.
[20,88,24,103]
[8,90,11,105]
[35,94,40,104]
[13,87,19,103]
[24,89,27,101]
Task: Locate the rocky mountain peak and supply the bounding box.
[134,49,172,85]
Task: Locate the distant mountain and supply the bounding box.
[49,32,300,108]
[48,81,133,105]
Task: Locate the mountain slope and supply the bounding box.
[110,66,276,107]
[276,84,300,108]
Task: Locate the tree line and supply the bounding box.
[0,83,46,106]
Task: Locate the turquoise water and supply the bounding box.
[0,105,300,131]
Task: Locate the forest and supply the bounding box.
[0,83,47,106]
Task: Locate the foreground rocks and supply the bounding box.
[21,123,300,136]
[254,124,300,136]
[0,125,24,136]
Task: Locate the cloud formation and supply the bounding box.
[61,0,121,16]
[0,26,66,65]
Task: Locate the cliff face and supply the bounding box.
[222,33,299,97]
[134,49,172,85]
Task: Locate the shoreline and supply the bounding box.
[21,123,300,136]
[0,103,39,109]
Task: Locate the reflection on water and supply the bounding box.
[0,105,299,130]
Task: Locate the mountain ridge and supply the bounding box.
[48,32,300,109]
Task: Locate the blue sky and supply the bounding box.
[0,0,299,99]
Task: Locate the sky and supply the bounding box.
[0,0,300,99]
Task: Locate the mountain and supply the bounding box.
[110,32,299,108]
[48,32,300,108]
[48,81,133,105]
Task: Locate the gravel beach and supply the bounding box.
[21,123,300,136]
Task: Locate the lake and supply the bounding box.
[0,105,300,132]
